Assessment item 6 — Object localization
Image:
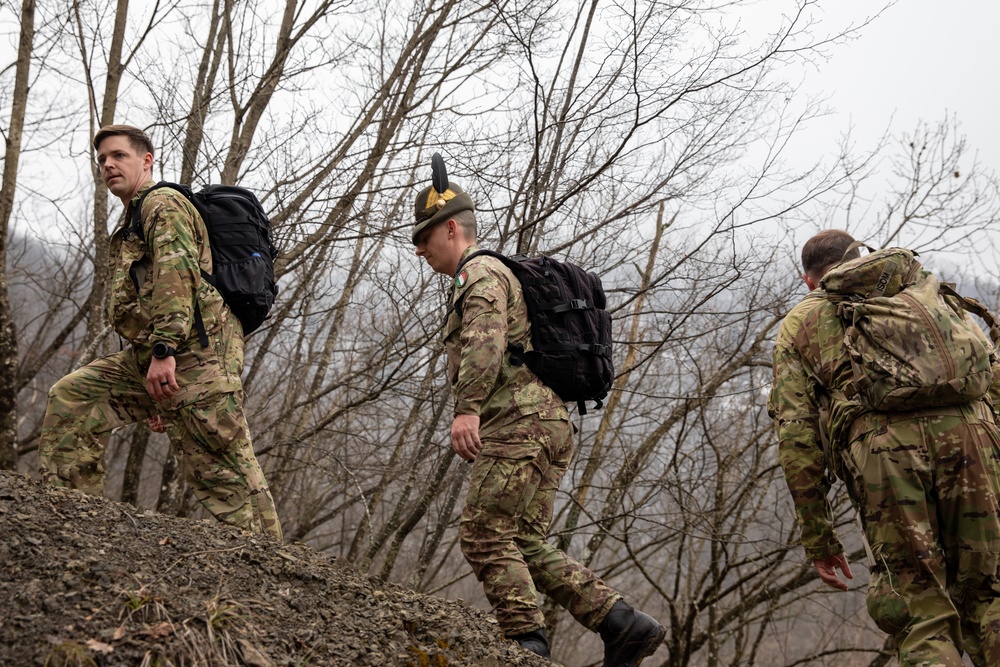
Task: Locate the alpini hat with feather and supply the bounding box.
[412,153,474,245]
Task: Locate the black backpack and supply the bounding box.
[455,250,613,414]
[132,182,278,341]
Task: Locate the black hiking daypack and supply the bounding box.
[132,182,279,342]
[455,250,614,414]
[820,244,1000,411]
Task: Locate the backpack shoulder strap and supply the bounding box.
[455,248,511,275]
[130,181,209,349]
[452,249,516,318]
[451,249,533,368]
[130,181,192,242]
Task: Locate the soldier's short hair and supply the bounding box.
[93,125,155,157]
[451,209,477,241]
[802,229,859,279]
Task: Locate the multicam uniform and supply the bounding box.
[768,290,1000,666]
[39,179,282,540]
[446,245,620,636]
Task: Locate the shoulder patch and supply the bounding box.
[455,270,468,288]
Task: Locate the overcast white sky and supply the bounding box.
[795,0,999,174]
[2,0,995,240]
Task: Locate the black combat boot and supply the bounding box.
[598,600,666,667]
[509,628,551,659]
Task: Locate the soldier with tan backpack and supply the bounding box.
[769,230,1000,666]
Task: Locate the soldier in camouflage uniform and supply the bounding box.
[412,172,665,665]
[768,229,1000,666]
[38,125,281,541]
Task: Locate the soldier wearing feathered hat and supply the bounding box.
[412,155,666,666]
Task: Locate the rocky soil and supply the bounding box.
[0,471,549,666]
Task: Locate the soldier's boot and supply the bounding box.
[598,600,666,667]
[510,628,550,659]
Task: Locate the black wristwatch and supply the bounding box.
[152,342,176,359]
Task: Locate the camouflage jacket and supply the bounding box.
[767,290,864,560]
[767,288,1000,561]
[109,179,230,353]
[444,245,568,450]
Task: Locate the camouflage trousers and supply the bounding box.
[38,325,282,541]
[843,403,1000,667]
[460,414,620,637]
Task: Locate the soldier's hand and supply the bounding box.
[813,553,853,591]
[451,414,482,461]
[147,415,167,433]
[146,356,179,402]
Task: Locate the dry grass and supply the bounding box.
[43,641,98,667]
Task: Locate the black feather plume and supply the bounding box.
[431,153,448,193]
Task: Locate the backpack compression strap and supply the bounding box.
[940,283,1000,348]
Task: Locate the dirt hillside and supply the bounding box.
[0,471,549,667]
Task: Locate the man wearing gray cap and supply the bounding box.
[412,158,665,666]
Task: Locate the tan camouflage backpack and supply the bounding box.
[820,243,1000,411]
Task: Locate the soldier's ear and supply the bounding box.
[803,273,818,291]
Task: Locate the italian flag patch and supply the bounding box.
[455,270,468,288]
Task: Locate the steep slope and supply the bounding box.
[0,471,547,667]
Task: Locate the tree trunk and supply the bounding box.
[156,452,187,517]
[79,0,130,349]
[120,424,151,506]
[411,465,465,591]
[0,0,36,469]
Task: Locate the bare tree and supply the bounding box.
[0,0,36,468]
[4,1,998,665]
